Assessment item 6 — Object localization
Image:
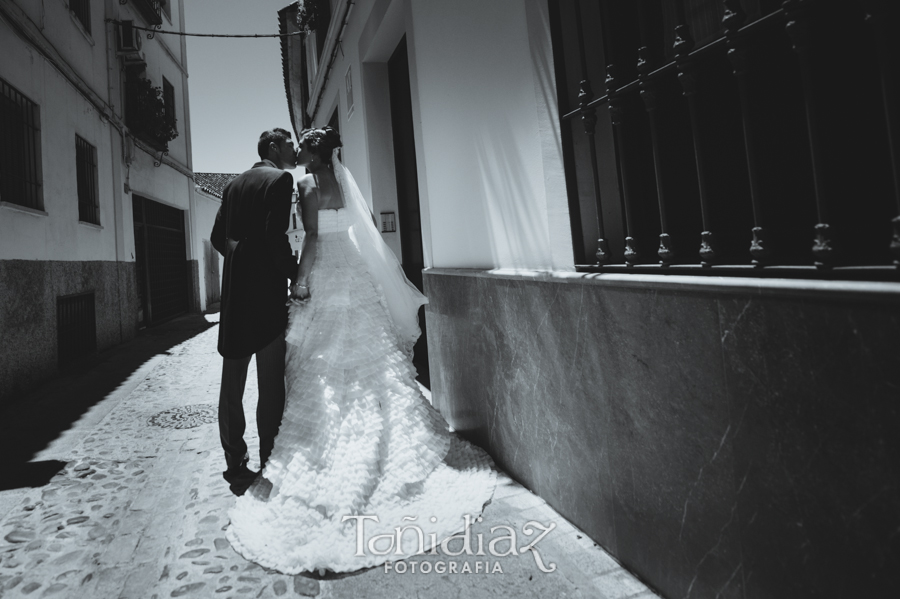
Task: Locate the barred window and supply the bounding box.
[70,0,91,34]
[163,77,176,130]
[549,0,899,280]
[76,135,99,225]
[0,78,42,211]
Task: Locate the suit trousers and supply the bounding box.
[218,333,286,472]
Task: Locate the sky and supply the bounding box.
[183,0,299,178]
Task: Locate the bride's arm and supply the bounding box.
[291,178,318,301]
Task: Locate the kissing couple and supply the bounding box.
[210,127,495,574]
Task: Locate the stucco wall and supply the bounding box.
[303,0,572,272]
[193,189,223,312]
[0,0,200,401]
[0,12,120,263]
[407,0,572,270]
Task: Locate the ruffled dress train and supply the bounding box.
[226,209,496,573]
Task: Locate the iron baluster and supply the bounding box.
[579,82,610,265]
[724,0,770,265]
[638,45,674,265]
[860,0,900,266]
[784,0,834,268]
[674,21,716,265]
[573,0,610,264]
[607,65,640,265]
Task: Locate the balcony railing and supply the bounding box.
[119,0,162,27]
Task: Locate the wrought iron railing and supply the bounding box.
[119,0,162,27]
[0,77,42,211]
[550,0,899,279]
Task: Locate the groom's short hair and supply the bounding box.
[258,128,293,160]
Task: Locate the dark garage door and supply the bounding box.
[133,195,189,326]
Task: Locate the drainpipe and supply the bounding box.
[105,0,125,343]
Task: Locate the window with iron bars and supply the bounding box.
[0,77,42,211]
[57,292,97,368]
[548,0,899,280]
[70,0,91,34]
[163,77,176,131]
[76,135,100,225]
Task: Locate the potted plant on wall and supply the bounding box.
[125,74,178,153]
[295,0,329,33]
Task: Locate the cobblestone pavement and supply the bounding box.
[0,315,660,599]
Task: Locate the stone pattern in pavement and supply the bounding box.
[0,315,661,599]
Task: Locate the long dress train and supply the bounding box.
[225,208,496,574]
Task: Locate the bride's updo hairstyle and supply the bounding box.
[300,126,342,166]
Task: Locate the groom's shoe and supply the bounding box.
[223,457,258,496]
[224,464,258,496]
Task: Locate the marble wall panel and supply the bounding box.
[596,286,743,599]
[719,296,900,599]
[425,273,619,553]
[424,269,900,599]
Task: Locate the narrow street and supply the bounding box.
[0,315,658,599]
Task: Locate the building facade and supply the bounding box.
[281,1,899,597]
[0,0,212,403]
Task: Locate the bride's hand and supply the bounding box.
[289,283,311,305]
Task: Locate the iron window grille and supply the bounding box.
[57,292,97,367]
[549,0,900,280]
[76,135,100,224]
[162,77,176,131]
[0,77,42,211]
[70,0,91,34]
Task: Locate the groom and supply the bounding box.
[211,128,298,496]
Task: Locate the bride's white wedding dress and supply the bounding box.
[226,165,496,574]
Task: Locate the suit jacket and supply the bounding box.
[211,160,296,359]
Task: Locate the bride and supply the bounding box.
[226,127,496,574]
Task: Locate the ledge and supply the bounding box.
[0,201,48,217]
[423,267,900,304]
[131,136,193,179]
[78,220,103,230]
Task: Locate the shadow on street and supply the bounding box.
[0,313,217,492]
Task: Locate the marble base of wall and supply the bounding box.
[424,268,900,599]
[0,259,139,404]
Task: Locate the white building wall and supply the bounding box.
[0,9,119,263]
[0,0,204,400]
[407,0,571,271]
[193,188,223,310]
[302,0,573,272]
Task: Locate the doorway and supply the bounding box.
[132,195,189,327]
[388,36,429,388]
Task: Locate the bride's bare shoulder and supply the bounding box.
[296,174,317,197]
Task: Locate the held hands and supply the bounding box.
[288,282,311,306]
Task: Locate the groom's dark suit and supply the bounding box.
[211,159,296,473]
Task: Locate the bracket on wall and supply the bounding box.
[153,150,168,168]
